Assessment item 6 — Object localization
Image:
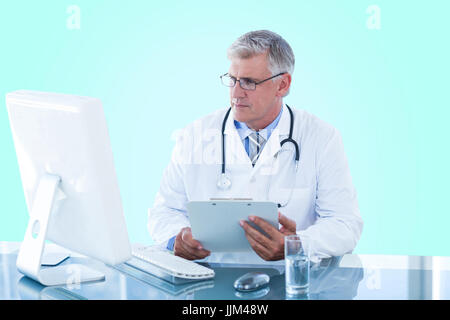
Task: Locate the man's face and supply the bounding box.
[228,52,285,130]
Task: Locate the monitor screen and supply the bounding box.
[6,90,131,267]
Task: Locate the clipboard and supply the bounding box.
[187,200,278,252]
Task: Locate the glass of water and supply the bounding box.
[285,234,310,296]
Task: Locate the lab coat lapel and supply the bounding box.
[252,104,290,174]
[223,110,253,167]
[251,129,280,174]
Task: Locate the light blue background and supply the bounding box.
[1,1,449,256]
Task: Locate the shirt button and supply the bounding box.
[250,176,256,183]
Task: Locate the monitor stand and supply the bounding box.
[41,246,70,267]
[16,174,105,286]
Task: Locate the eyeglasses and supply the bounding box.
[220,72,286,91]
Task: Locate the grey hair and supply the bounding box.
[227,30,295,76]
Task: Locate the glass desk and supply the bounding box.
[2,242,450,300]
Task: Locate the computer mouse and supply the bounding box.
[233,272,270,292]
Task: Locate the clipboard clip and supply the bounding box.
[209,198,253,201]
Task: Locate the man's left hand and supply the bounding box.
[239,212,297,261]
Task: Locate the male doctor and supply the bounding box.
[148,30,363,262]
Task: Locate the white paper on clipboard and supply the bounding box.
[187,200,278,252]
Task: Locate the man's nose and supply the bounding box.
[231,80,246,98]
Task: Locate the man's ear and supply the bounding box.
[276,73,292,97]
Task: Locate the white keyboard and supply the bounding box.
[130,244,215,280]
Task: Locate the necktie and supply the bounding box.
[248,131,266,166]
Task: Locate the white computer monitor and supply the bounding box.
[6,90,132,286]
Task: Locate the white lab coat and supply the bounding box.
[148,104,363,263]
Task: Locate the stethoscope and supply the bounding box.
[217,104,300,207]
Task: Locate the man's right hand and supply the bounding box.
[174,227,211,260]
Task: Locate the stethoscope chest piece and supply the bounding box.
[217,173,232,190]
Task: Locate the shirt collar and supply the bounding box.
[234,106,283,141]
